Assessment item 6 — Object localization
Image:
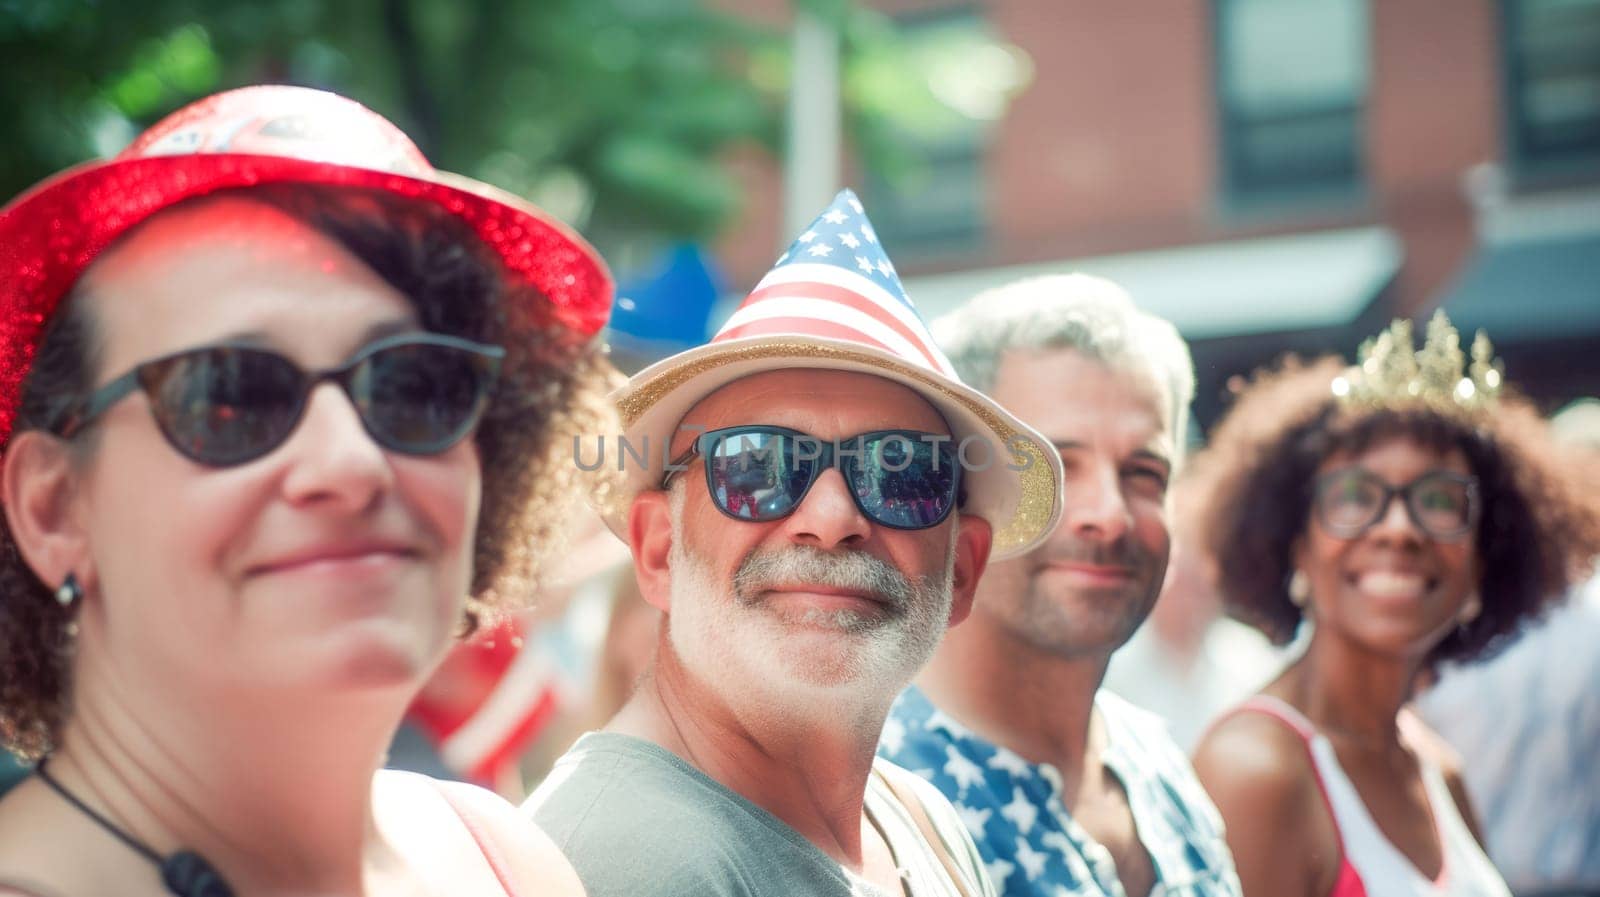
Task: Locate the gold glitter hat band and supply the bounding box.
[595,333,1065,561]
[1332,310,1504,412]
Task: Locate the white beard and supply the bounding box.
[663,490,956,723]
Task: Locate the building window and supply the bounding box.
[1215,0,1369,204]
[859,8,1022,252]
[1504,0,1600,180]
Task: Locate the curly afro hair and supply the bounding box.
[1190,356,1600,668]
[0,184,619,759]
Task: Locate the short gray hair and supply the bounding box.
[931,273,1196,461]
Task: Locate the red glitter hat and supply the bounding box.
[0,85,613,449]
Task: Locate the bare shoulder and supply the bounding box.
[427,778,587,897]
[1194,711,1336,896]
[1192,710,1318,802]
[0,875,60,897]
[0,787,129,897]
[0,784,69,893]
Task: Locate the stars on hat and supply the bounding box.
[765,188,917,313]
[729,188,962,377]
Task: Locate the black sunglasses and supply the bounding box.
[55,332,504,467]
[662,425,963,531]
[1312,467,1480,541]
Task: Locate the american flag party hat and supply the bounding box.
[601,189,1063,559]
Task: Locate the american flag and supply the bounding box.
[712,189,958,378]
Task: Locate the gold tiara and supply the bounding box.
[1331,311,1502,411]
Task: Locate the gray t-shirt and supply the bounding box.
[526,732,994,897]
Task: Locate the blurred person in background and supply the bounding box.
[1102,475,1284,751]
[1413,398,1600,897]
[0,86,615,896]
[1190,315,1600,897]
[527,191,1066,897]
[577,566,660,734]
[399,500,635,797]
[880,274,1242,897]
[0,755,23,801]
[402,616,564,796]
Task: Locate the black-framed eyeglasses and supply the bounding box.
[1312,467,1480,541]
[662,425,963,531]
[55,331,504,467]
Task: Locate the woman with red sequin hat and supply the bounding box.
[0,85,611,896]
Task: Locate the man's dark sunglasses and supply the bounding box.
[55,331,504,467]
[1312,467,1480,541]
[661,425,963,530]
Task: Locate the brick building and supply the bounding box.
[712,0,1600,429]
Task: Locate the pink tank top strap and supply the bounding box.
[1222,696,1369,897]
[431,780,521,897]
[1231,694,1319,738]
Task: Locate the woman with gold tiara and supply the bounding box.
[1189,314,1599,897]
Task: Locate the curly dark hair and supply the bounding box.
[1191,356,1600,668]
[0,183,619,759]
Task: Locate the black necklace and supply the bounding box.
[35,760,235,897]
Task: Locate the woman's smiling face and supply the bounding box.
[65,196,481,697]
[1296,435,1481,660]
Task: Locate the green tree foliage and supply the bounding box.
[0,0,781,241]
[1,1,1024,247]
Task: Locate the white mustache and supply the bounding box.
[733,546,913,611]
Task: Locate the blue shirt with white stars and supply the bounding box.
[880,686,1242,897]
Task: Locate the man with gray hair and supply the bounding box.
[527,193,1068,897]
[879,274,1242,896]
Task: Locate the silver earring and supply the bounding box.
[1288,570,1310,607]
[1459,594,1481,625]
[55,573,81,608]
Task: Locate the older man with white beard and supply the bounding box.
[527,191,1064,897]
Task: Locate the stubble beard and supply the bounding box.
[998,539,1167,660]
